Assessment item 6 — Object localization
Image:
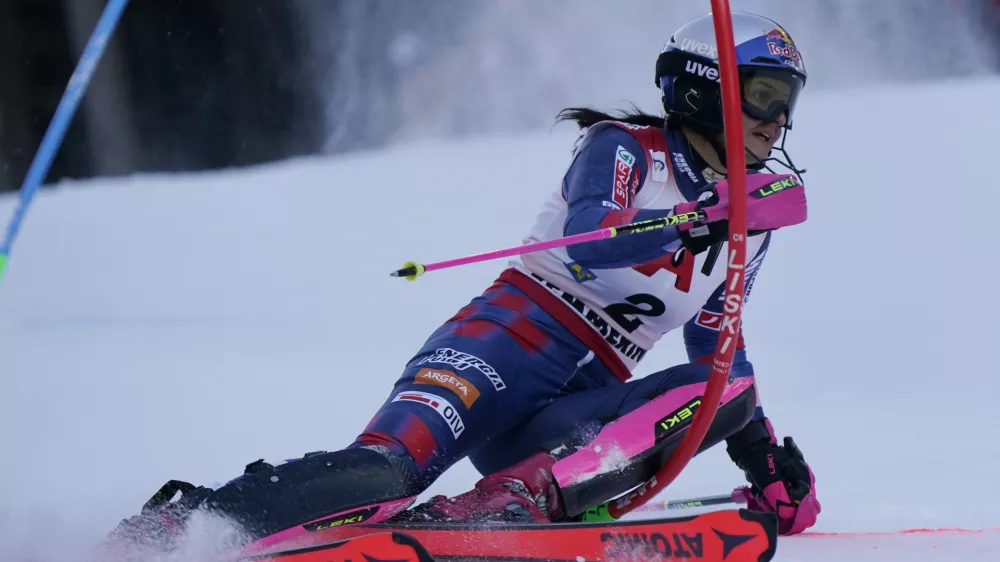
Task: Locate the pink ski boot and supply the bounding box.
[402,451,565,523]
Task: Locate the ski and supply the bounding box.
[244,532,435,562]
[241,508,777,562]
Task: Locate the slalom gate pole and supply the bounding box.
[599,0,749,520]
[0,0,130,286]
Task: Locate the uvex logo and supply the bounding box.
[685,60,720,83]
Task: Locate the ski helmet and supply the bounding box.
[655,12,807,174]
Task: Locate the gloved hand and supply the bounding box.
[674,173,807,254]
[726,419,820,535]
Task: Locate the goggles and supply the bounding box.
[740,67,804,124]
[656,49,805,126]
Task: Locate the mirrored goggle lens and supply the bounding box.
[741,70,803,123]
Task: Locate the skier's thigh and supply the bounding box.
[368,326,581,472]
[469,362,712,475]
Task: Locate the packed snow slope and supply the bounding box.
[2,78,999,561]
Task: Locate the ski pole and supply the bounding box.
[582,487,747,522]
[0,0,130,286]
[633,487,748,513]
[389,210,706,281]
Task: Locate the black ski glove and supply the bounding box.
[674,187,728,255]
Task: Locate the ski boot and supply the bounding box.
[100,446,419,555]
[397,451,565,524]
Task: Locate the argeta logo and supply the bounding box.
[415,368,480,408]
[685,60,720,83]
[393,390,466,438]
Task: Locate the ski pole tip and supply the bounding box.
[390,261,425,281]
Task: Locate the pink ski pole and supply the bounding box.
[389,210,705,281]
[633,487,749,513]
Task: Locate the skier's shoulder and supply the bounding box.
[577,119,665,157]
[570,121,670,188]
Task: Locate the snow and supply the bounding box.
[2,77,999,561]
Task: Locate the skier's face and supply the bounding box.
[742,111,786,163]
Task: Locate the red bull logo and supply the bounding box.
[768,42,802,61]
[766,27,792,44]
[765,26,802,61]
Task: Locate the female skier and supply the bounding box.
[109,11,821,552]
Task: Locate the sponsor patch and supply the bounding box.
[649,150,668,182]
[679,37,718,59]
[767,41,802,60]
[418,348,505,391]
[765,27,804,66]
[672,151,701,184]
[628,166,641,199]
[766,26,793,44]
[751,176,800,198]
[617,145,636,167]
[415,368,480,408]
[303,506,378,532]
[684,60,720,83]
[393,390,466,438]
[694,310,722,331]
[654,398,703,442]
[612,145,636,209]
[564,261,597,283]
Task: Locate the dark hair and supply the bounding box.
[554,104,684,153]
[554,104,666,130]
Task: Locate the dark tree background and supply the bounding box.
[0,0,476,193]
[0,1,327,192]
[0,0,996,194]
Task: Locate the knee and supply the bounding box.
[627,362,754,441]
[655,362,712,386]
[621,362,711,408]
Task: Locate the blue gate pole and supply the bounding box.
[0,0,130,285]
